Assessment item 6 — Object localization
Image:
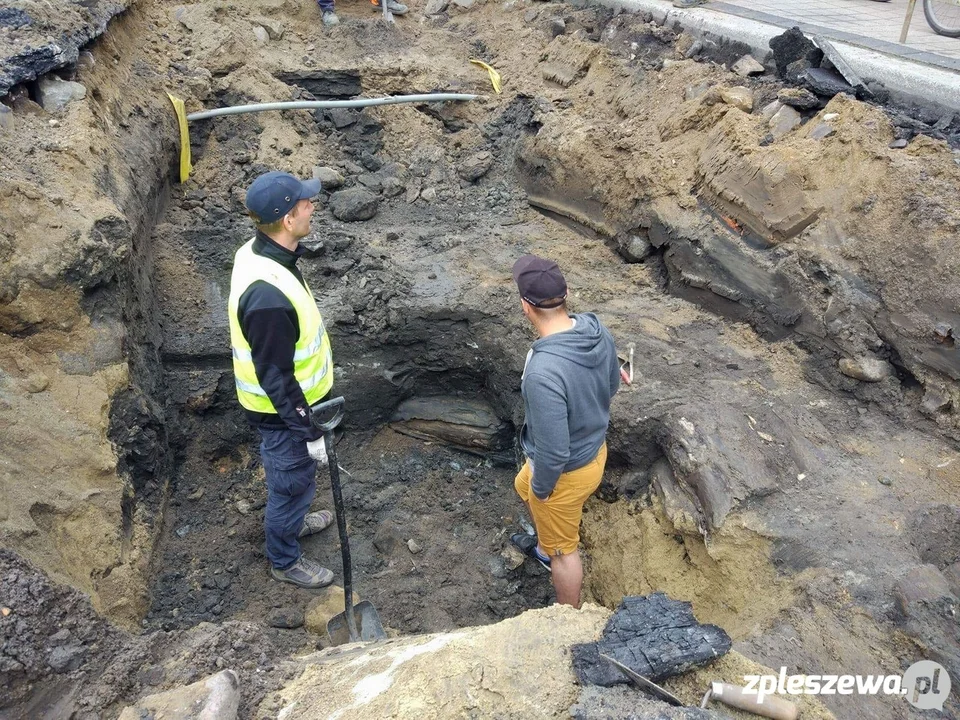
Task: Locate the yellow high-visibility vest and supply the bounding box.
[227,238,332,413]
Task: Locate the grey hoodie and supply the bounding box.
[520,312,620,499]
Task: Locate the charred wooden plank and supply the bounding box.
[573,593,732,687]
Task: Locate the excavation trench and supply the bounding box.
[141,76,794,644]
[4,2,960,717]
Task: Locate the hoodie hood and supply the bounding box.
[531,313,608,368]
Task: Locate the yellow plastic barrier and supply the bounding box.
[167,93,193,183]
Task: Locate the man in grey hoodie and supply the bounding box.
[510,255,620,607]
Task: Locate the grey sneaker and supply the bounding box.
[298,510,334,538]
[372,0,409,14]
[322,9,340,25]
[270,556,334,589]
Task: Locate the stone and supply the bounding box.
[684,81,711,102]
[252,25,269,44]
[719,86,753,113]
[304,586,362,634]
[357,174,382,191]
[501,544,526,571]
[760,100,782,120]
[174,5,204,30]
[0,104,14,132]
[777,87,819,110]
[731,54,764,77]
[458,151,493,182]
[37,76,86,113]
[117,670,240,720]
[945,562,960,595]
[326,107,359,129]
[838,356,890,382]
[683,40,703,60]
[24,372,49,393]
[373,524,404,554]
[48,645,84,672]
[768,26,822,77]
[77,51,95,71]
[360,152,383,172]
[616,232,652,263]
[0,7,31,28]
[329,188,379,222]
[252,17,284,40]
[909,504,960,568]
[425,0,449,12]
[407,538,422,554]
[453,0,474,9]
[784,58,814,85]
[312,166,344,190]
[804,67,854,97]
[549,17,566,37]
[523,7,538,21]
[921,388,951,415]
[675,32,696,58]
[889,139,908,149]
[236,499,251,515]
[895,565,956,617]
[267,608,305,629]
[276,70,362,99]
[382,177,405,198]
[809,123,835,140]
[768,104,801,139]
[420,187,438,202]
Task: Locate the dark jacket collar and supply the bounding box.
[252,230,305,269]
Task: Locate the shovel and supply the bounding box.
[600,655,797,720]
[380,0,394,24]
[310,396,386,645]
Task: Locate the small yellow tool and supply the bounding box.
[469,59,502,94]
[167,93,193,183]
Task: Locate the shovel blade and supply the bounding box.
[326,600,386,645]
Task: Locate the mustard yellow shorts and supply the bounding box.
[514,443,607,556]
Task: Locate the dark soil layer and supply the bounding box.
[146,426,553,637]
[0,550,306,719]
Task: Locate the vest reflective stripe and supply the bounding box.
[232,323,325,363]
[227,239,333,414]
[234,355,329,397]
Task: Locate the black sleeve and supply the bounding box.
[239,281,320,441]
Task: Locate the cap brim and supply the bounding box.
[299,178,322,199]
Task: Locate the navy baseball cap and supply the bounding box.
[245,171,321,224]
[512,255,567,308]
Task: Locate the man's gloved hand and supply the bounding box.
[306,438,329,466]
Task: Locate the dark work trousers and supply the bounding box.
[260,427,318,569]
[317,0,335,12]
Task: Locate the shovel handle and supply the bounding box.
[310,396,345,432]
[309,395,359,642]
[711,683,799,720]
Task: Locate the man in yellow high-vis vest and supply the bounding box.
[228,171,336,589]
